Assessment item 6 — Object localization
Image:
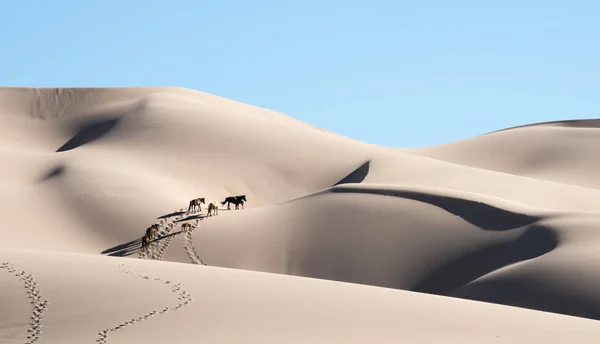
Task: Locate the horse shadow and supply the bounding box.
[175,214,205,222]
[157,211,186,220]
[101,230,187,257]
[153,231,184,241]
[101,238,141,257]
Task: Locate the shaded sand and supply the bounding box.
[2,86,600,342]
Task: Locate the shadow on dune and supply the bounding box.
[101,238,141,257]
[333,160,370,186]
[151,231,184,241]
[56,116,122,152]
[483,118,600,136]
[157,211,185,220]
[101,230,185,257]
[452,274,600,321]
[413,225,558,295]
[165,230,184,237]
[38,164,66,182]
[330,186,541,231]
[175,215,204,222]
[107,247,138,257]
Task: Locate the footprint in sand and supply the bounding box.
[183,220,207,266]
[140,208,206,263]
[1,262,49,344]
[138,209,183,260]
[96,263,193,344]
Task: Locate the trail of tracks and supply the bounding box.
[149,221,175,261]
[183,225,207,266]
[0,262,49,344]
[138,209,185,261]
[96,263,193,344]
[138,208,209,266]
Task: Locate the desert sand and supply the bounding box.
[1,86,600,343]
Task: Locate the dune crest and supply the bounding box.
[2,86,600,343]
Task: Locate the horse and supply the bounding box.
[181,223,192,232]
[207,202,219,216]
[145,224,159,240]
[140,234,151,252]
[220,195,247,210]
[187,197,205,213]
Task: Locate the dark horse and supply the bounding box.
[145,224,159,240]
[221,195,247,210]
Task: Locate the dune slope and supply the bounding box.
[407,120,600,189]
[2,248,600,344]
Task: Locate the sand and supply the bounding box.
[1,86,600,343]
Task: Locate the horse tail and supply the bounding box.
[220,199,227,206]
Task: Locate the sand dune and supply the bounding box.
[407,121,600,189]
[3,248,600,344]
[2,86,600,343]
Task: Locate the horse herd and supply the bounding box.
[140,194,248,252]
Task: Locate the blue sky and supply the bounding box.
[1,1,598,147]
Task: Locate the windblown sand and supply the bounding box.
[2,86,600,343]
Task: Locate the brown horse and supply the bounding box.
[187,198,205,213]
[145,224,159,240]
[181,223,192,232]
[140,234,151,251]
[207,202,219,217]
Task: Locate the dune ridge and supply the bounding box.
[406,120,600,189]
[2,86,600,343]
